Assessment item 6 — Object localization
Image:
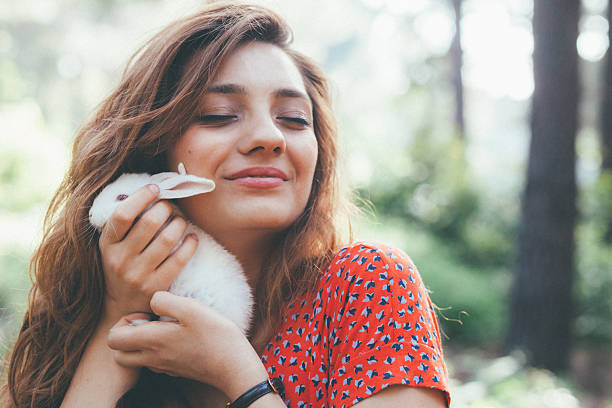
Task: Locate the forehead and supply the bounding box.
[210,42,307,94]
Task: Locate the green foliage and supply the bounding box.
[0,149,51,213]
[358,217,508,346]
[356,123,519,347]
[363,125,612,350]
[449,351,586,408]
[0,57,30,102]
[0,246,31,358]
[575,173,612,346]
[362,127,516,270]
[589,170,612,242]
[0,248,30,305]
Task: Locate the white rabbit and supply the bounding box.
[89,163,253,334]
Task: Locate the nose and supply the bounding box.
[238,112,286,155]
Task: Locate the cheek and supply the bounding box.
[168,127,227,177]
[168,128,196,171]
[297,134,319,178]
[295,136,319,202]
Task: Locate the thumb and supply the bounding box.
[150,291,198,321]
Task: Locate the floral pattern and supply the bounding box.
[260,242,450,407]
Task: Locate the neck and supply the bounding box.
[211,229,281,349]
[213,229,280,290]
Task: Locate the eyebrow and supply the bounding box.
[206,83,247,94]
[273,88,310,102]
[205,83,309,102]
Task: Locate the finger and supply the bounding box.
[113,350,147,368]
[114,352,176,377]
[111,313,155,330]
[139,216,188,270]
[108,325,148,352]
[150,233,199,290]
[149,367,177,377]
[123,201,174,253]
[150,291,202,322]
[108,319,178,351]
[100,184,160,245]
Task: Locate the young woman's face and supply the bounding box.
[168,42,318,241]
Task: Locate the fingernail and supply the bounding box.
[128,319,150,326]
[148,184,160,194]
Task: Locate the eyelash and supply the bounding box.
[195,115,311,127]
[277,116,311,127]
[196,114,237,124]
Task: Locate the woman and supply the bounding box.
[3,3,450,407]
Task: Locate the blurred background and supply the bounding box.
[1,0,611,406]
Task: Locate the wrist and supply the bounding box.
[244,391,285,408]
[226,378,285,408]
[223,363,270,401]
[212,336,270,400]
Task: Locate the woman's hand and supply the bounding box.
[107,291,269,401]
[98,184,198,321]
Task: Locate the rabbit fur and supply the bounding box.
[89,163,253,334]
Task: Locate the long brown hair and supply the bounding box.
[3,2,350,407]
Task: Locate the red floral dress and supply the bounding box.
[259,242,450,407]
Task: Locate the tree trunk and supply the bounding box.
[602,1,612,242]
[508,0,580,372]
[450,0,465,138]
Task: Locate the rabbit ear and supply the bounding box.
[151,163,215,199]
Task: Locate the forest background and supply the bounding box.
[0,0,610,407]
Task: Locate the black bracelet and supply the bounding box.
[226,377,284,408]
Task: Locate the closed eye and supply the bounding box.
[196,114,238,126]
[277,116,312,128]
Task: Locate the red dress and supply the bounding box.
[260,242,450,407]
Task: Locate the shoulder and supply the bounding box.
[317,240,439,347]
[330,241,421,275]
[319,242,450,406]
[321,241,428,299]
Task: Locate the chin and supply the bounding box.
[230,201,305,228]
[240,214,298,232]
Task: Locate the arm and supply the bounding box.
[107,291,286,407]
[62,184,197,407]
[353,385,446,408]
[60,314,139,408]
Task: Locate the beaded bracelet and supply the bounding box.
[226,377,284,408]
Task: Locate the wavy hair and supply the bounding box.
[2,3,350,407]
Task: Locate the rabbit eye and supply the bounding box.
[116,194,128,201]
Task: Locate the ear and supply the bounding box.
[150,164,215,199]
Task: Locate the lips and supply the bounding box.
[226,167,289,180]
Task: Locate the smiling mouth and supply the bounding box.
[226,167,289,180]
